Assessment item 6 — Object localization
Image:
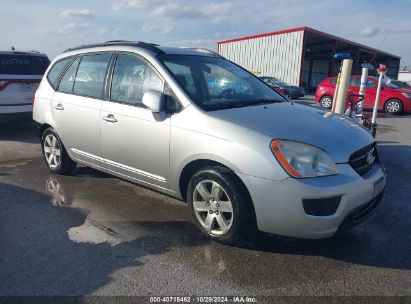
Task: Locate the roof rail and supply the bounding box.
[63,41,165,54]
[185,48,224,58]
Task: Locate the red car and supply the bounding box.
[315,75,411,114]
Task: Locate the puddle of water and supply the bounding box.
[0,160,31,168]
[68,219,122,246]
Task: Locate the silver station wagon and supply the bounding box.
[33,41,386,245]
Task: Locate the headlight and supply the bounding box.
[401,92,411,99]
[270,140,337,178]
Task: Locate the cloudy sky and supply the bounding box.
[1,0,410,65]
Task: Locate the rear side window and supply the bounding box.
[329,78,336,84]
[58,57,80,94]
[0,54,49,75]
[47,58,72,89]
[73,54,111,98]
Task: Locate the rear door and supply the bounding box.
[0,53,49,113]
[100,53,170,189]
[51,53,112,164]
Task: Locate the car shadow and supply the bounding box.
[73,166,112,179]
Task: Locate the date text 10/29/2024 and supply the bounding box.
[149,296,258,303]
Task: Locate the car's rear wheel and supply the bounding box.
[41,128,76,174]
[320,96,333,110]
[187,166,255,245]
[384,99,403,114]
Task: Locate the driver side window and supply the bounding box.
[366,80,376,89]
[110,54,163,106]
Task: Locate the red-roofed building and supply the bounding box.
[217,27,400,92]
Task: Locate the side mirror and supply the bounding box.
[142,90,165,113]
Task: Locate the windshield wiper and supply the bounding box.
[206,99,283,111]
[247,98,284,105]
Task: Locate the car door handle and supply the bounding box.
[54,103,64,110]
[102,114,117,123]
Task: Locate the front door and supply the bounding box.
[100,53,170,189]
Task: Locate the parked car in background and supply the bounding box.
[207,77,248,96]
[260,76,305,99]
[315,75,411,114]
[389,79,411,91]
[34,41,386,245]
[0,50,50,123]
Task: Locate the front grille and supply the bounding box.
[349,143,379,177]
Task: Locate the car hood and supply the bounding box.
[210,102,374,163]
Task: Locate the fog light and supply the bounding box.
[302,196,341,216]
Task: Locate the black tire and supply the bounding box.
[384,99,403,114]
[187,166,256,245]
[41,128,76,175]
[320,95,333,110]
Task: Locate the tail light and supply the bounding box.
[0,80,9,91]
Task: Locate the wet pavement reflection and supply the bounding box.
[0,154,410,296]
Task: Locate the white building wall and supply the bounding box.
[218,30,304,86]
[398,72,411,84]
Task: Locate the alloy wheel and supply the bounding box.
[43,134,62,169]
[386,100,400,113]
[192,180,233,236]
[321,96,332,109]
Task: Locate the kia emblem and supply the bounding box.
[367,151,375,165]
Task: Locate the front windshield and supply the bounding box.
[382,78,399,89]
[391,80,409,89]
[160,55,285,111]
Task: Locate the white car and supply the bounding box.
[0,51,50,123]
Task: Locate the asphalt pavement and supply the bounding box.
[0,107,410,299]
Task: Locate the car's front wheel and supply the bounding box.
[384,99,403,114]
[41,128,76,174]
[320,96,333,110]
[187,166,255,245]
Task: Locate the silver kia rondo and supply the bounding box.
[33,41,386,244]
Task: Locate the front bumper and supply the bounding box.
[238,163,386,239]
[288,90,305,98]
[402,99,411,112]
